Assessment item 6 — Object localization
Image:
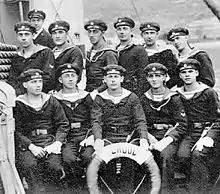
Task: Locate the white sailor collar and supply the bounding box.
[144,88,177,101]
[53,89,89,102]
[86,45,116,62]
[176,82,209,98]
[178,47,204,62]
[16,92,50,109]
[52,44,76,54]
[33,28,43,40]
[143,42,169,56]
[98,88,131,104]
[116,40,136,52]
[17,44,48,57]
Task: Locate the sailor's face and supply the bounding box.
[179,68,198,85]
[23,78,43,95]
[17,31,34,48]
[87,29,103,45]
[147,71,166,89]
[116,26,132,42]
[142,30,158,46]
[104,73,124,90]
[171,35,188,51]
[59,72,78,89]
[30,18,44,31]
[51,30,67,46]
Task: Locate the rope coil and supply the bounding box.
[0,51,17,58]
[0,43,17,51]
[0,65,11,72]
[0,58,12,65]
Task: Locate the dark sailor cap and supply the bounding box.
[55,63,81,78]
[144,63,168,75]
[103,64,126,76]
[84,19,108,31]
[114,17,135,29]
[14,21,36,34]
[48,21,70,34]
[167,27,189,41]
[18,69,44,82]
[140,22,160,32]
[176,59,201,73]
[28,9,46,20]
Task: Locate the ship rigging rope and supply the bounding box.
[49,0,74,44]
[0,26,5,44]
[121,0,141,23]
[129,0,142,23]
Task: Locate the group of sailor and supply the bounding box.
[5,8,220,194]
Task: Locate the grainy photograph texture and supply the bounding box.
[1,0,220,194]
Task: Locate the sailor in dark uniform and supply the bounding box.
[114,17,149,96]
[167,27,215,87]
[176,59,220,194]
[48,20,84,85]
[140,22,178,88]
[140,63,187,193]
[87,64,160,194]
[53,63,94,180]
[28,9,55,49]
[14,69,69,193]
[84,19,118,93]
[8,21,55,95]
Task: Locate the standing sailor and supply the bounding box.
[167,27,215,87]
[8,21,55,95]
[114,17,149,96]
[84,19,118,93]
[140,22,178,88]
[28,9,55,49]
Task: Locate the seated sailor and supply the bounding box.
[87,64,161,194]
[14,69,69,193]
[53,63,94,179]
[140,63,187,194]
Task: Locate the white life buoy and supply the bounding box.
[87,141,161,194]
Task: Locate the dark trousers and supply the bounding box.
[178,135,218,194]
[62,136,94,176]
[152,142,179,194]
[16,150,63,189]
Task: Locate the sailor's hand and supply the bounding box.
[80,135,94,147]
[44,141,62,154]
[147,133,159,145]
[151,136,173,152]
[94,139,104,154]
[29,143,46,158]
[140,138,150,150]
[195,137,214,152]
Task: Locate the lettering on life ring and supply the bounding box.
[96,143,152,165]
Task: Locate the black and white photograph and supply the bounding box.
[1,0,220,193]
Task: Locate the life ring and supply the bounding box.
[87,139,161,194]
